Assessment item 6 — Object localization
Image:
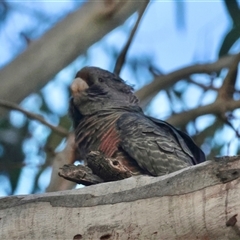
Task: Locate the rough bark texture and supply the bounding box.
[1,156,240,240]
[0,0,145,115]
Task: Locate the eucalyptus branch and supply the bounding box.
[136,54,239,107]
[0,99,69,137]
[114,0,150,75]
[167,99,240,127]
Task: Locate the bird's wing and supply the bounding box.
[116,113,197,176]
[148,116,206,164]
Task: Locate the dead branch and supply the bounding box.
[59,164,104,186]
[59,151,133,185]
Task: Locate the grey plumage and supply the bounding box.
[69,66,206,181]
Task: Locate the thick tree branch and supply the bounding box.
[1,156,240,239]
[0,0,145,116]
[0,99,69,137]
[136,54,239,106]
[114,0,149,75]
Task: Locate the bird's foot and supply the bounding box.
[86,151,133,181]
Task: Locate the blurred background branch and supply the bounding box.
[136,54,239,106]
[0,99,69,137]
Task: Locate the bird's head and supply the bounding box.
[69,67,139,117]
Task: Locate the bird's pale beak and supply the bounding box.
[71,77,89,96]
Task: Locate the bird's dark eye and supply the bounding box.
[99,78,104,83]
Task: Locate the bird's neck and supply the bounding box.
[83,105,142,117]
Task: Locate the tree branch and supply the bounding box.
[136,54,239,106]
[59,151,133,185]
[187,77,218,91]
[58,164,104,186]
[217,52,240,100]
[0,99,69,137]
[165,53,240,127]
[0,0,146,116]
[167,99,240,127]
[114,0,149,75]
[1,156,240,239]
[224,0,240,26]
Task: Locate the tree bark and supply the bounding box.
[0,0,145,116]
[0,156,240,239]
